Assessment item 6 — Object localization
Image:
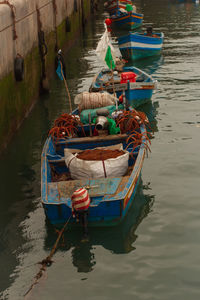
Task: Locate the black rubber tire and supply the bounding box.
[74,0,78,12]
[66,17,71,32]
[14,56,24,81]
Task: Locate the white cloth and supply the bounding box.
[95,27,116,64]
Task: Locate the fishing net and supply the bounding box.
[77,149,125,161]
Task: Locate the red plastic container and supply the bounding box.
[120,72,137,84]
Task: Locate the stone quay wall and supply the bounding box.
[0,0,97,153]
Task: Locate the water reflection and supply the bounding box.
[71,242,96,273]
[127,55,165,76]
[0,99,49,294]
[44,180,154,273]
[174,0,199,4]
[139,101,159,133]
[172,0,200,15]
[1,0,200,298]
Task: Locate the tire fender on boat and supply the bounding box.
[14,54,24,81]
[74,0,78,12]
[66,17,71,32]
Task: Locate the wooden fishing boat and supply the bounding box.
[105,0,134,15]
[118,31,164,60]
[110,10,143,31]
[44,179,153,259]
[89,66,157,108]
[41,105,151,230]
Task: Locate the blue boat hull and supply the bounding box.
[118,32,164,60]
[105,0,135,16]
[116,88,154,108]
[120,48,161,60]
[89,66,156,109]
[42,171,142,227]
[41,122,147,227]
[111,12,143,30]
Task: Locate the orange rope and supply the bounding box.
[0,1,17,39]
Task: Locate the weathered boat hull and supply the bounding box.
[120,48,162,60]
[105,0,134,15]
[89,66,156,108]
[44,179,152,257]
[105,0,123,15]
[111,12,143,30]
[42,172,142,227]
[41,124,147,227]
[118,84,154,108]
[118,32,164,60]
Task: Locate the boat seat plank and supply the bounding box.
[56,134,128,145]
[48,158,65,163]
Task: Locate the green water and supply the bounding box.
[1,0,200,299]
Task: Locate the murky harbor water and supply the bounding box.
[1,1,200,299]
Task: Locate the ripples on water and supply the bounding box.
[1,1,200,299]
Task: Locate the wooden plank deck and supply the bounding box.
[47,177,125,204]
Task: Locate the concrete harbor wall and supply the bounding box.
[0,0,97,153]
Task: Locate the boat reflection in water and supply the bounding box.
[127,54,163,134]
[138,99,159,134]
[126,54,164,77]
[44,179,154,273]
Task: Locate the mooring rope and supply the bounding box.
[52,0,58,51]
[0,1,17,39]
[24,214,72,298]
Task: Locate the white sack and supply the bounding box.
[65,148,129,180]
[74,91,117,111]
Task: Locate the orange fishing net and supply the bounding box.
[76,149,125,161]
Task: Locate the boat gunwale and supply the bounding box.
[89,66,155,92]
[118,32,164,44]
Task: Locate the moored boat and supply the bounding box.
[41,100,151,231]
[118,30,164,60]
[110,10,143,31]
[89,66,157,108]
[44,179,153,259]
[105,0,135,15]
